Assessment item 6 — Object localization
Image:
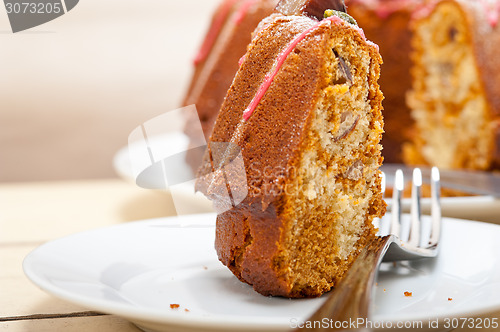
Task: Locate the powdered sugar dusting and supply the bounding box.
[243,14,369,121]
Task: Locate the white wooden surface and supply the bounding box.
[0,179,177,331]
[0,0,219,182]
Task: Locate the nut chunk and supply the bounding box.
[276,0,346,20]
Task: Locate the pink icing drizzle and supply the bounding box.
[234,0,258,24]
[478,0,500,27]
[242,15,352,121]
[193,0,240,66]
[238,53,247,66]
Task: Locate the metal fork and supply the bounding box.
[297,167,441,331]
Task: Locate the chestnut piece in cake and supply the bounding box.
[197,7,385,297]
[403,0,500,170]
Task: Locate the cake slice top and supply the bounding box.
[276,0,346,19]
[197,10,382,210]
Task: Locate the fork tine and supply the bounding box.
[304,167,442,329]
[408,168,423,247]
[390,169,404,238]
[429,167,441,248]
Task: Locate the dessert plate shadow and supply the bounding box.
[24,213,500,332]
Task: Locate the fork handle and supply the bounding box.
[296,236,394,331]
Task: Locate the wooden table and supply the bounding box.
[1,179,499,331]
[0,179,178,331]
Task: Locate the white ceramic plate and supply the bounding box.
[24,213,500,332]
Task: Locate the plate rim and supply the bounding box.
[23,214,500,330]
[22,214,289,330]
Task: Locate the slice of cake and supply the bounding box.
[197,2,386,298]
[403,0,500,170]
[182,0,278,153]
[345,0,424,163]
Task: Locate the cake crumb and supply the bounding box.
[203,266,208,270]
[170,304,180,309]
[404,291,412,297]
[184,308,190,312]
[448,297,453,301]
[383,289,386,292]
[332,85,349,95]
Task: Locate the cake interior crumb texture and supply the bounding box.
[405,1,493,169]
[277,28,383,297]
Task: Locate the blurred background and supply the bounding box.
[0,0,219,182]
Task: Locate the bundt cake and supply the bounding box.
[345,0,425,163]
[182,0,278,151]
[196,2,386,298]
[403,0,500,170]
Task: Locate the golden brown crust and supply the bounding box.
[205,16,324,206]
[198,14,385,298]
[182,0,278,144]
[464,0,500,168]
[210,16,327,297]
[216,202,293,296]
[463,1,500,118]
